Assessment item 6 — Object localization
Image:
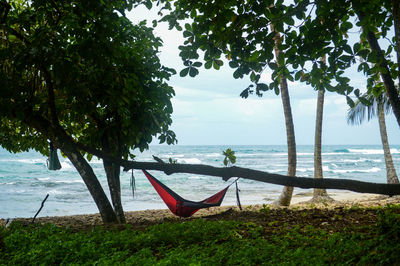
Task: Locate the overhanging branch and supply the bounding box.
[120,160,400,196]
[72,136,400,196]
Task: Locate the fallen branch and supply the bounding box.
[120,160,400,196]
[73,143,400,196]
[31,194,49,224]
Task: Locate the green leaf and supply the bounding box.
[274,85,280,95]
[256,83,269,91]
[180,67,190,77]
[269,62,278,70]
[229,61,239,68]
[295,71,302,81]
[233,69,243,79]
[353,42,361,53]
[346,96,355,108]
[343,45,353,55]
[205,61,212,69]
[145,0,152,9]
[192,61,202,68]
[213,60,223,70]
[189,67,199,77]
[341,21,353,31]
[185,23,192,31]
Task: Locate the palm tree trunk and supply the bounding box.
[313,90,327,196]
[270,25,297,206]
[377,100,399,184]
[311,90,334,202]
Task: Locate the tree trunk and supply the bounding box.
[25,113,119,224]
[311,90,334,202]
[377,100,399,184]
[270,25,297,206]
[62,147,118,223]
[102,133,126,223]
[392,0,400,86]
[313,90,327,196]
[355,9,400,128]
[103,160,126,223]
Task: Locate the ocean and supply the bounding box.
[0,145,399,219]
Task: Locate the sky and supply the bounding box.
[127,6,400,146]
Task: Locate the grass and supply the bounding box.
[1,205,400,265]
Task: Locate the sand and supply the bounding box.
[1,191,400,229]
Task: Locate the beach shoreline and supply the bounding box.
[2,191,399,229]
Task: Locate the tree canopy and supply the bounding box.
[154,0,400,126]
[0,0,176,158]
[0,0,177,223]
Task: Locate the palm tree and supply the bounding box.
[270,25,297,206]
[311,57,334,202]
[347,91,399,184]
[310,89,335,202]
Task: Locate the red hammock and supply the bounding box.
[142,170,236,217]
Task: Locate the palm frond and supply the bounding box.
[347,94,378,125]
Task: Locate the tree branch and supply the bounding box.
[118,160,400,196]
[70,140,400,196]
[355,9,400,128]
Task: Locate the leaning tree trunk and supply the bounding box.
[392,0,400,87]
[270,25,297,206]
[26,113,119,224]
[62,146,118,223]
[377,100,399,184]
[355,9,400,128]
[311,89,333,202]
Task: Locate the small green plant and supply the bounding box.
[222,148,236,166]
[168,158,177,164]
[260,204,272,214]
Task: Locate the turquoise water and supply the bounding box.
[0,145,399,218]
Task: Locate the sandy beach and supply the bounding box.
[2,191,399,230]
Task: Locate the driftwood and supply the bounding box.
[119,160,400,196]
[31,194,49,224]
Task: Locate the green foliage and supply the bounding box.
[0,0,176,157]
[154,0,396,103]
[168,157,177,164]
[222,148,236,166]
[2,208,400,265]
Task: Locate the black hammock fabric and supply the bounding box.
[47,142,61,170]
[142,170,237,218]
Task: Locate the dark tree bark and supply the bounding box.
[71,143,400,196]
[103,160,125,223]
[25,112,118,224]
[392,0,400,87]
[354,8,400,128]
[61,146,118,223]
[119,161,400,196]
[101,132,126,223]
